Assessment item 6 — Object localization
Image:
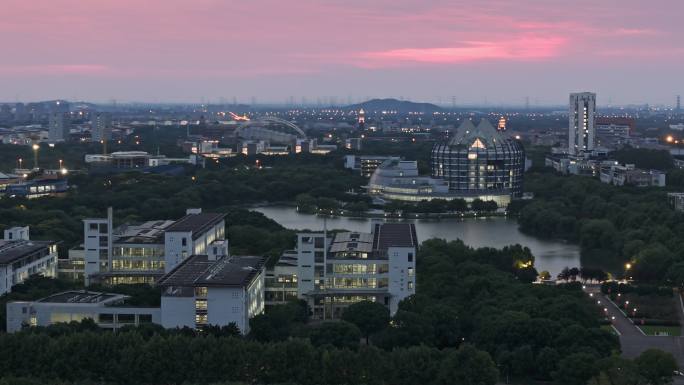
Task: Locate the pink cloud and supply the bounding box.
[355,35,567,67]
[0,64,110,75]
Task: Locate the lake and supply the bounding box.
[253,206,581,276]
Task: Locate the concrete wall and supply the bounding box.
[161,296,195,329]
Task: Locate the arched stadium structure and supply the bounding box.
[234,117,306,144]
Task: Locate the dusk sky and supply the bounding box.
[2,0,683,105]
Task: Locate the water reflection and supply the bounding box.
[253,206,581,276]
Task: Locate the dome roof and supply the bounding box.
[448,119,507,148]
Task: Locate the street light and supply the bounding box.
[32,143,39,169]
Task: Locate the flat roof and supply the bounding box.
[165,213,226,238]
[329,232,374,253]
[114,220,176,244]
[38,291,125,304]
[372,223,418,250]
[158,255,264,288]
[0,240,54,265]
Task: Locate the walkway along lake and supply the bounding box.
[253,206,581,277]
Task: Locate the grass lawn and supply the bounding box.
[637,325,682,336]
[601,324,619,335]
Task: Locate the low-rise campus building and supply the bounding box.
[157,255,265,333]
[0,227,58,295]
[296,223,417,319]
[72,208,227,285]
[6,291,160,332]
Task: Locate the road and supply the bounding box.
[585,285,684,370]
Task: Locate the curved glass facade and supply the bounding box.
[431,119,525,199]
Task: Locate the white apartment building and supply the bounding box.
[297,223,417,320]
[0,227,58,295]
[91,112,112,142]
[81,208,227,285]
[48,112,70,142]
[157,254,265,334]
[569,92,596,155]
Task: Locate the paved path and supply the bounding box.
[585,285,684,367]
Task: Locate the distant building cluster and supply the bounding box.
[546,92,668,188]
[0,100,120,145]
[364,119,526,207]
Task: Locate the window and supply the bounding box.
[89,223,98,231]
[195,287,208,297]
[181,238,187,247]
[314,237,325,248]
[314,251,325,263]
[232,291,240,298]
[139,314,153,323]
[232,306,239,314]
[408,267,414,277]
[98,314,114,323]
[195,314,208,324]
[117,314,135,324]
[408,253,413,263]
[408,281,414,290]
[195,299,207,310]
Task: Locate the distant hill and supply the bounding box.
[344,98,443,114]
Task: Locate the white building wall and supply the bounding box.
[387,246,416,315]
[164,231,192,273]
[296,234,321,297]
[0,266,8,296]
[83,214,111,285]
[207,287,246,331]
[161,296,195,329]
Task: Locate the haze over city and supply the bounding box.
[2,0,683,105]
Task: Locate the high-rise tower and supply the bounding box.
[568,92,596,155]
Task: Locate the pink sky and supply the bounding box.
[1,0,683,105]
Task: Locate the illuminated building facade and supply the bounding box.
[296,223,417,320]
[80,208,227,285]
[431,119,525,206]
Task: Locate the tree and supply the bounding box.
[635,349,678,385]
[437,344,498,385]
[341,301,390,343]
[539,270,551,281]
[633,244,675,282]
[553,352,599,385]
[666,262,684,288]
[589,356,642,385]
[304,321,361,349]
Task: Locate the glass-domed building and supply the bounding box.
[431,119,524,206]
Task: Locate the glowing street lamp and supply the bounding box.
[32,143,40,169]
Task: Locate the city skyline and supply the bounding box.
[1,0,683,105]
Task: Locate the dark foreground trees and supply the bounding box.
[0,328,498,385]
